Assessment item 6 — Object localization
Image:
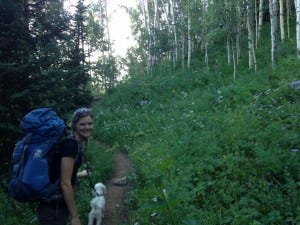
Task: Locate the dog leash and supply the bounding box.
[81,150,97,192]
[78,141,97,194]
[78,141,104,197]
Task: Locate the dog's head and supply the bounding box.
[93,182,106,196]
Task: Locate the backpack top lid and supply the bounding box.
[20,108,66,143]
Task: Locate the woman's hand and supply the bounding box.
[71,216,81,225]
[76,169,90,178]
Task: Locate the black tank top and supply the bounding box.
[49,138,82,186]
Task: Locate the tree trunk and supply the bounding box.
[139,0,152,73]
[204,42,209,65]
[153,0,158,64]
[231,39,237,80]
[181,31,185,68]
[296,0,300,58]
[203,0,209,66]
[227,39,231,65]
[258,0,264,41]
[187,6,191,68]
[287,0,290,38]
[236,3,242,64]
[247,0,257,71]
[169,0,178,69]
[269,0,278,68]
[279,0,286,41]
[255,0,258,47]
[104,0,111,56]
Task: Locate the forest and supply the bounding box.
[1,0,300,224]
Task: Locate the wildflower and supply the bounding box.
[217,95,223,103]
[290,80,300,90]
[152,196,158,202]
[151,211,157,217]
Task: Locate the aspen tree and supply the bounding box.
[153,0,158,64]
[187,4,191,68]
[138,0,152,73]
[181,30,185,68]
[204,42,209,65]
[104,0,116,89]
[203,0,209,65]
[180,0,189,68]
[103,0,111,58]
[296,0,300,58]
[236,2,242,64]
[255,0,258,46]
[269,0,278,68]
[247,0,257,71]
[232,39,237,80]
[279,0,285,41]
[287,0,290,38]
[227,40,231,65]
[225,0,231,65]
[169,0,178,69]
[258,0,264,41]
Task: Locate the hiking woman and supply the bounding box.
[37,108,93,225]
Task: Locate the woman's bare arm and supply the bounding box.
[60,157,81,225]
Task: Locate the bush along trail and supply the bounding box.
[92,60,300,224]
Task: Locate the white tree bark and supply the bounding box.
[169,0,178,69]
[153,0,158,64]
[269,0,278,68]
[187,6,191,68]
[204,42,209,65]
[139,0,152,73]
[296,0,300,58]
[287,0,290,38]
[227,39,231,65]
[236,3,242,64]
[247,0,257,71]
[203,0,209,65]
[104,0,111,56]
[279,0,285,41]
[232,40,237,80]
[255,0,258,46]
[181,31,185,68]
[258,0,264,41]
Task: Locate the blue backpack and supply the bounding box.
[8,108,67,202]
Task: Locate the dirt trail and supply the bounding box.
[102,152,132,225]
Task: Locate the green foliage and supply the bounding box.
[93,38,300,224]
[0,0,94,161]
[1,1,300,225]
[75,139,114,223]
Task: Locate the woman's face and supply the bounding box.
[73,115,93,140]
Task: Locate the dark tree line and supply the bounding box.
[0,0,96,162]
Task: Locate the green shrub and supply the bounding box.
[94,50,300,224]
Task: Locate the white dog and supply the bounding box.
[88,182,106,225]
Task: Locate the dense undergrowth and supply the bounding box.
[93,47,300,223]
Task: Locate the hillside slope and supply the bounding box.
[93,53,300,224]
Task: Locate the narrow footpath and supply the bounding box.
[102,152,132,225]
